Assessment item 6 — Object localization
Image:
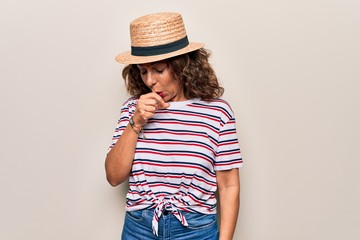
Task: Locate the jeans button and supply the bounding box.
[163,210,169,215]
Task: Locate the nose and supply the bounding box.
[144,72,157,87]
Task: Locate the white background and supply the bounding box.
[1,0,359,239]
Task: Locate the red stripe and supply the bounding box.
[189,104,231,119]
[187,194,206,205]
[157,110,219,122]
[149,182,189,189]
[138,139,216,155]
[145,129,206,138]
[215,160,243,166]
[132,161,215,177]
[218,141,239,147]
[143,130,218,146]
[133,172,217,187]
[219,130,237,136]
[136,150,214,167]
[189,185,214,195]
[217,151,241,157]
[154,121,218,134]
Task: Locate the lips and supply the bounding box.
[156,91,165,98]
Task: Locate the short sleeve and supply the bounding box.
[214,115,243,171]
[107,97,137,153]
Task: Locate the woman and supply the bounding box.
[105,12,243,240]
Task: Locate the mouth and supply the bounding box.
[156,91,165,98]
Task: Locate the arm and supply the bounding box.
[105,92,169,186]
[216,168,240,240]
[105,123,141,186]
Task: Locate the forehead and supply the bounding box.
[137,60,167,68]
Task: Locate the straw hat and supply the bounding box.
[115,12,205,64]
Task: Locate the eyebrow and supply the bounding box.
[137,61,167,69]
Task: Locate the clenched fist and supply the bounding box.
[132,92,170,129]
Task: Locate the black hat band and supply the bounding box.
[131,36,189,57]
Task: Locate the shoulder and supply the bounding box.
[118,97,138,116]
[208,98,234,112]
[193,98,235,119]
[121,96,138,109]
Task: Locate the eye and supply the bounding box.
[155,68,165,74]
[137,64,147,75]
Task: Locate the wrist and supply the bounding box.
[129,116,147,139]
[129,116,142,133]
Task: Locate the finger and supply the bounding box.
[143,98,158,107]
[139,94,162,107]
[136,99,155,111]
[144,105,157,113]
[141,92,163,102]
[150,92,166,105]
[138,110,155,121]
[138,92,167,110]
[136,109,153,123]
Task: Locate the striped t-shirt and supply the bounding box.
[108,97,243,235]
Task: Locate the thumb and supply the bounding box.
[159,101,170,109]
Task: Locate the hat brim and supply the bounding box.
[115,42,205,64]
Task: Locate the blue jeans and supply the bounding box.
[121,209,219,240]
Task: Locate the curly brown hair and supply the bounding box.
[122,48,224,101]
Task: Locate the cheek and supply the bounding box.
[166,74,178,88]
[166,80,178,92]
[140,76,150,87]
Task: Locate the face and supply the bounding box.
[137,61,186,102]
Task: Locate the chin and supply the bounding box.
[166,95,176,102]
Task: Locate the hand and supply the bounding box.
[132,92,170,128]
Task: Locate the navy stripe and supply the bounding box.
[220,127,237,133]
[139,138,214,152]
[218,138,239,144]
[132,159,215,176]
[148,118,220,132]
[217,148,241,155]
[136,147,214,162]
[132,169,217,185]
[144,128,218,143]
[157,108,221,121]
[215,158,243,164]
[191,102,233,119]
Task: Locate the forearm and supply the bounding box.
[105,124,139,186]
[218,185,240,240]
